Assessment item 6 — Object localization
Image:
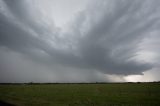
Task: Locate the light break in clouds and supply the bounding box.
[0,0,160,82]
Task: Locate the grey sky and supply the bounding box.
[0,0,160,82]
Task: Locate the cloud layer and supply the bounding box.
[0,0,160,82]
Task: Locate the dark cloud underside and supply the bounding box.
[0,0,160,82]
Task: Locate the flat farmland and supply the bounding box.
[0,83,160,106]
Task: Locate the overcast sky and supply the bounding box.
[0,0,160,83]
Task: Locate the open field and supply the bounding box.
[0,83,160,106]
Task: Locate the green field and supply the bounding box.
[0,83,160,106]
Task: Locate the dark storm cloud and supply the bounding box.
[69,0,160,74]
[0,0,160,82]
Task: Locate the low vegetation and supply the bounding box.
[0,83,160,106]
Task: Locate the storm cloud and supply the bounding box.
[0,0,160,82]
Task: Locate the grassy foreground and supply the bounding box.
[0,83,160,106]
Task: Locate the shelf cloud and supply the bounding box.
[0,0,160,82]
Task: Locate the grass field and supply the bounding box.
[0,83,160,106]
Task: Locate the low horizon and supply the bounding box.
[1,81,160,84]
